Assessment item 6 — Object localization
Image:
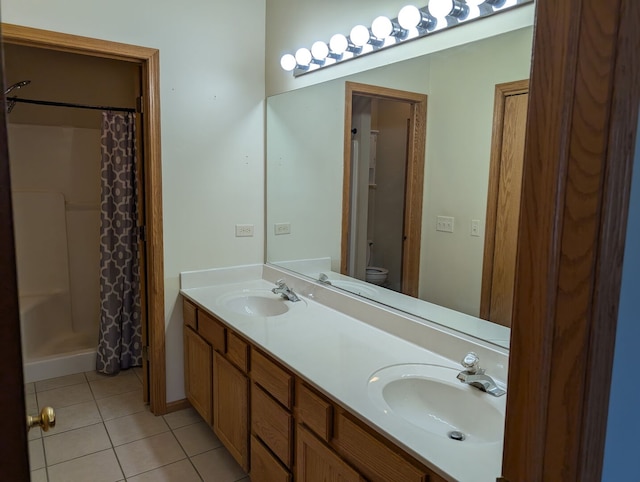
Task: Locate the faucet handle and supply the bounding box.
[461,352,481,373]
[275,279,286,288]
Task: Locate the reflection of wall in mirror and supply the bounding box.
[420,27,533,317]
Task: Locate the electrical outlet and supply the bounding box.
[436,216,454,233]
[235,224,254,237]
[274,222,291,235]
[471,219,481,237]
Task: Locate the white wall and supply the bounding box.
[2,0,266,401]
[266,0,534,95]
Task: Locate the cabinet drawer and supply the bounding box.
[183,299,197,330]
[198,310,226,353]
[335,411,427,482]
[227,331,249,373]
[251,435,292,482]
[252,383,293,468]
[251,349,293,409]
[296,381,333,442]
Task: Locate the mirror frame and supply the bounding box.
[502,0,639,480]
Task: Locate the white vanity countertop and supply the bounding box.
[180,265,506,482]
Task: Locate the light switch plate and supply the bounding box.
[436,216,454,233]
[235,224,254,237]
[274,222,291,235]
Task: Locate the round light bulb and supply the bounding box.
[398,5,422,29]
[311,41,329,61]
[428,0,454,18]
[329,34,348,54]
[371,16,393,39]
[295,48,312,66]
[280,54,296,72]
[350,25,371,47]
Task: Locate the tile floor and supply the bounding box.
[26,368,249,482]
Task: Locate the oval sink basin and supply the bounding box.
[218,289,295,317]
[368,364,505,444]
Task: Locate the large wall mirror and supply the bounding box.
[266,24,534,349]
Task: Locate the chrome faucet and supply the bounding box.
[456,352,506,397]
[318,273,332,285]
[272,279,300,302]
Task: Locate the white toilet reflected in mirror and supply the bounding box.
[366,240,388,286]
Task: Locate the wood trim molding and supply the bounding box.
[502,0,639,480]
[2,23,167,415]
[165,398,192,414]
[480,79,529,321]
[340,82,427,297]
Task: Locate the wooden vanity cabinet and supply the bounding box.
[213,350,249,471]
[183,325,212,424]
[250,347,295,482]
[183,297,450,482]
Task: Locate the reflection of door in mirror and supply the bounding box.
[480,80,529,327]
[340,82,427,298]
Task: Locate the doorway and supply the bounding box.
[1,24,166,415]
[341,82,427,297]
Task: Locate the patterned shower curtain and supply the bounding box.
[96,111,142,375]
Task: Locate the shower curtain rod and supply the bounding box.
[8,97,137,113]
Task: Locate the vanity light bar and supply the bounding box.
[280,0,532,76]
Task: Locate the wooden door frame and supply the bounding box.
[479,79,529,323]
[340,81,427,297]
[2,24,167,415]
[502,0,639,480]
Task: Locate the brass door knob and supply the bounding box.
[27,406,56,432]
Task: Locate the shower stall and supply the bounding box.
[9,121,101,382]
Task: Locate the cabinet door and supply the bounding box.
[213,351,249,471]
[296,425,364,482]
[184,327,212,424]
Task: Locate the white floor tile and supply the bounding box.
[30,468,47,482]
[35,373,86,392]
[96,388,146,421]
[90,371,141,399]
[191,446,246,482]
[43,400,102,436]
[36,382,93,409]
[48,449,124,482]
[28,438,45,470]
[105,410,169,446]
[44,423,111,465]
[126,459,202,482]
[174,421,222,457]
[163,407,203,430]
[114,431,186,478]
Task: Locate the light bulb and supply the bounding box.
[398,5,421,29]
[295,48,312,67]
[428,0,453,17]
[372,16,393,39]
[311,41,329,61]
[280,54,296,72]
[350,25,371,47]
[329,34,348,54]
[398,5,435,31]
[428,0,468,19]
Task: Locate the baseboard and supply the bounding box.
[165,398,191,414]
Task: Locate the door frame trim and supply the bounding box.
[2,23,167,414]
[502,0,639,479]
[340,81,427,297]
[479,79,529,324]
